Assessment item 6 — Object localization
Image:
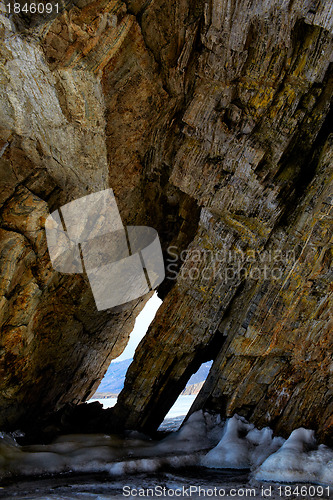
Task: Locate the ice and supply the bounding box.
[201,415,284,469]
[2,413,333,488]
[155,411,224,454]
[201,415,253,469]
[247,426,285,466]
[0,414,209,480]
[255,428,333,485]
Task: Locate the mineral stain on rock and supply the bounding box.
[0,0,332,446]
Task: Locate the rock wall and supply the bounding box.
[112,0,333,442]
[0,0,332,441]
[0,0,198,431]
[0,0,149,430]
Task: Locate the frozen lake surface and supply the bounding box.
[1,408,333,499]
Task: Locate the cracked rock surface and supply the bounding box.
[0,0,332,441]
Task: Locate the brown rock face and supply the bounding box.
[0,169,149,429]
[0,0,198,430]
[111,0,333,442]
[0,0,332,442]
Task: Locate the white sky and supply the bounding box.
[116,293,162,362]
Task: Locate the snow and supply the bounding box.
[1,413,333,488]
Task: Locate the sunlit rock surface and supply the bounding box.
[0,0,332,441]
[0,0,198,431]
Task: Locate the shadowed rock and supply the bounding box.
[0,0,332,443]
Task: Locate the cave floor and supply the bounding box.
[0,468,332,500]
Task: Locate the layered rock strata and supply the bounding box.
[112,0,333,442]
[0,0,332,442]
[0,0,198,430]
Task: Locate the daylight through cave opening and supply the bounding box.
[159,361,214,431]
[90,293,163,405]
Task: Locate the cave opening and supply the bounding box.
[158,360,213,432]
[89,292,214,434]
[89,293,162,408]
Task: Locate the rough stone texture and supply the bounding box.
[111,0,333,442]
[0,1,148,430]
[0,0,332,442]
[190,135,333,442]
[0,0,198,431]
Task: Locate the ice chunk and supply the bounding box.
[1,414,333,488]
[156,411,224,454]
[201,415,285,469]
[201,415,253,469]
[255,428,333,485]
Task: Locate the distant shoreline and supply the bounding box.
[91,393,118,399]
[92,381,204,401]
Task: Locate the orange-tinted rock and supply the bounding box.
[0,0,332,442]
[111,0,333,442]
